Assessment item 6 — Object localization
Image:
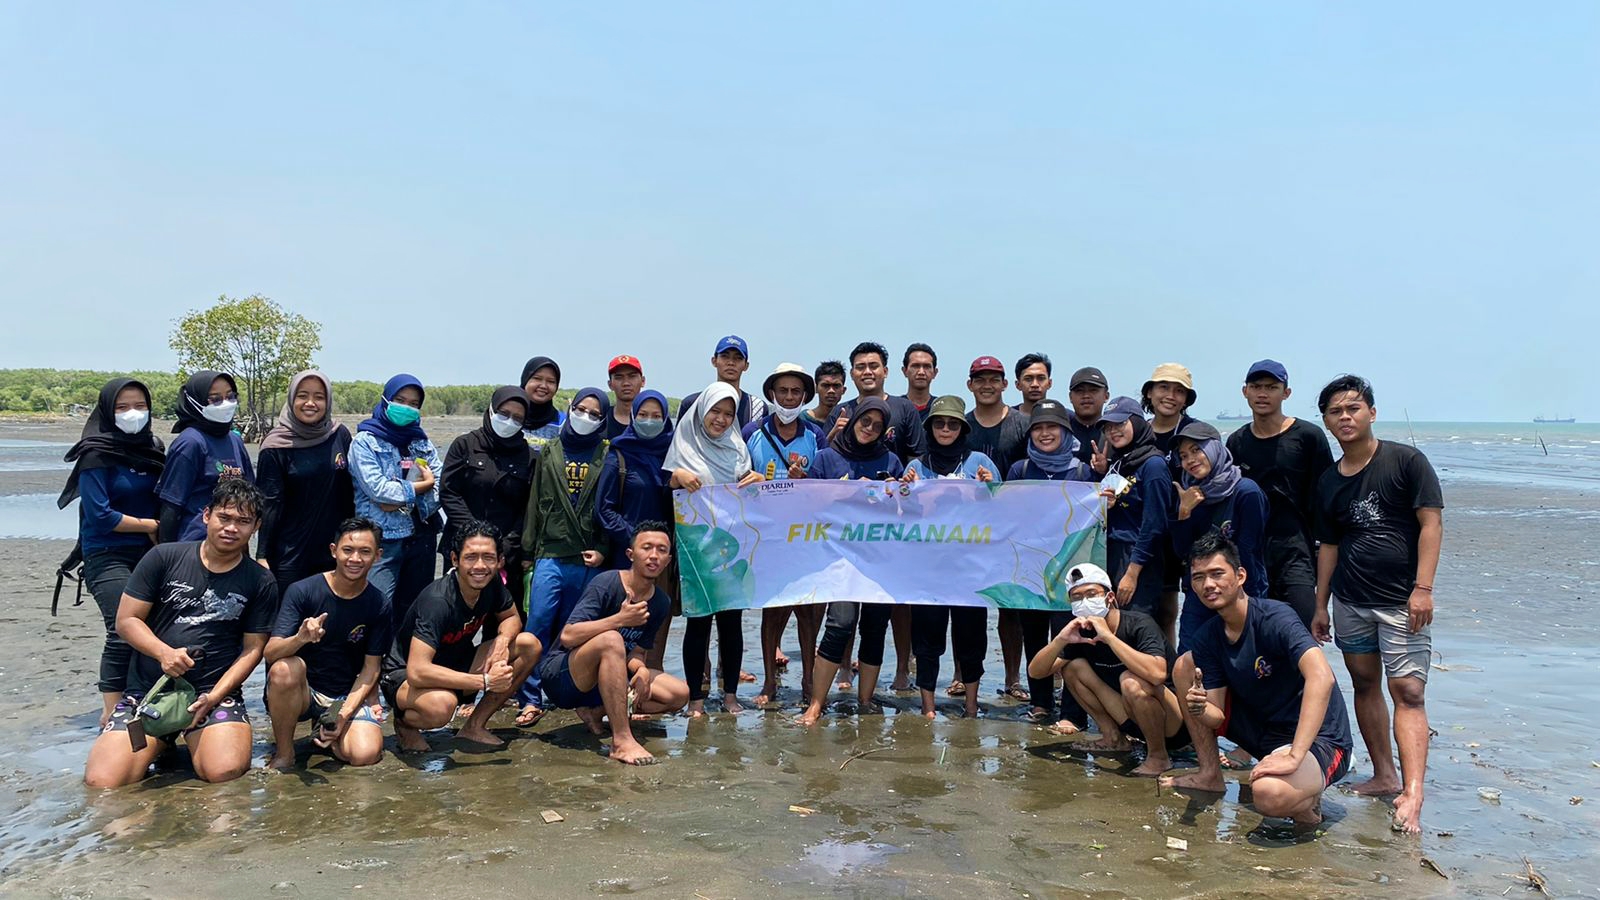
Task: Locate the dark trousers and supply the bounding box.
[683,611,743,701]
[816,602,892,667]
[1106,538,1164,615]
[910,605,986,693]
[83,545,150,694]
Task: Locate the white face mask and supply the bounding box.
[114,409,149,434]
[200,398,238,424]
[568,410,603,436]
[774,404,803,425]
[1071,592,1110,619]
[633,417,665,439]
[490,414,522,439]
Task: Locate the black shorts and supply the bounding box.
[379,667,477,711]
[103,690,250,737]
[1120,717,1193,753]
[537,652,602,710]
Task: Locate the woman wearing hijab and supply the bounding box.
[256,370,354,599]
[901,395,997,719]
[1170,420,1270,652]
[59,377,166,726]
[596,390,675,670]
[665,384,764,716]
[514,387,613,726]
[1097,396,1177,646]
[440,386,536,606]
[798,398,907,727]
[349,374,443,622]
[1001,399,1099,726]
[155,370,253,542]
[519,357,565,450]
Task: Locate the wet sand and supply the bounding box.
[1,419,1597,898]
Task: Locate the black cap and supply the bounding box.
[1069,366,1108,390]
[1029,399,1073,430]
[1175,420,1222,444]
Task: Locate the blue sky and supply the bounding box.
[2,3,1596,421]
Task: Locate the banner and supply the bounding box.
[672,479,1106,617]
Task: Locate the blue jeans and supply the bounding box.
[370,532,439,634]
[517,558,599,707]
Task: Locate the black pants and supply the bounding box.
[1106,538,1165,616]
[1019,609,1059,715]
[816,602,892,667]
[910,605,986,693]
[683,610,743,701]
[83,545,149,694]
[1266,546,1318,627]
[391,529,440,633]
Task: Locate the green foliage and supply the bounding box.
[977,524,1106,611]
[0,369,184,416]
[675,522,753,616]
[169,294,322,438]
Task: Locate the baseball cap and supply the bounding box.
[969,356,1005,376]
[608,354,643,374]
[1244,359,1288,386]
[924,395,971,435]
[1099,396,1144,424]
[714,335,749,358]
[1069,366,1108,390]
[1142,362,1196,407]
[1174,420,1223,444]
[1066,563,1113,594]
[1028,398,1072,430]
[762,363,816,404]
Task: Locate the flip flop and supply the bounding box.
[945,681,966,697]
[1000,684,1030,702]
[515,705,545,727]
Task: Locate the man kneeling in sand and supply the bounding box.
[535,521,688,765]
[1160,533,1353,826]
[379,520,541,751]
[1028,562,1190,777]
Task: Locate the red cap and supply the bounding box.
[608,355,643,374]
[969,355,1004,376]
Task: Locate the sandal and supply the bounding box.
[945,681,966,697]
[1000,683,1030,702]
[515,705,545,727]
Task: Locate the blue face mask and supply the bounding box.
[385,402,421,427]
[632,417,665,439]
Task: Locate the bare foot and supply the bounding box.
[266,753,296,772]
[797,704,824,727]
[964,698,980,718]
[738,670,757,684]
[722,693,743,714]
[454,702,476,721]
[1349,773,1402,796]
[576,706,608,735]
[836,680,854,692]
[922,710,936,720]
[1130,755,1172,778]
[754,683,778,707]
[609,741,657,766]
[395,725,430,753]
[1045,720,1081,736]
[1392,789,1424,835]
[1084,734,1133,752]
[1160,769,1226,792]
[456,724,505,747]
[686,700,706,719]
[1293,792,1325,827]
[774,649,790,668]
[890,678,912,692]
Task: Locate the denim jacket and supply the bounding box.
[349,431,443,541]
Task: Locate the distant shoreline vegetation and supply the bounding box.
[0,368,640,419]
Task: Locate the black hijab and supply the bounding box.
[480,386,533,452]
[1107,414,1160,474]
[519,356,561,430]
[58,378,167,508]
[831,397,892,462]
[919,413,970,476]
[173,370,237,437]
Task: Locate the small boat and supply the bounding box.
[1215,410,1250,421]
[1533,415,1576,424]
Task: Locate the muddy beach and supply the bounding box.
[1,418,1596,898]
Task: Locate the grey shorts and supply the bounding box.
[1331,598,1431,682]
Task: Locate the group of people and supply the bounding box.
[64,337,1443,834]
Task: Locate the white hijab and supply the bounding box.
[664,382,752,485]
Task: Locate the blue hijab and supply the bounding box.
[1027,424,1085,477]
[559,387,612,458]
[609,390,673,473]
[356,373,429,449]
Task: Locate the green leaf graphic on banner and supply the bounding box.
[977,582,1047,610]
[981,522,1108,610]
[676,523,753,616]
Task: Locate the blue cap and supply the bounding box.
[714,335,749,358]
[1099,395,1145,424]
[1245,359,1288,385]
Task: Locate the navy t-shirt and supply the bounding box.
[810,448,905,481]
[1314,441,1443,608]
[156,428,255,541]
[272,574,393,696]
[122,541,279,695]
[1190,597,1352,758]
[536,570,669,680]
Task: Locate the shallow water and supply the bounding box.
[1,422,1598,898]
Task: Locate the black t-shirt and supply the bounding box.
[1313,441,1443,608]
[123,542,279,695]
[382,573,513,675]
[1151,413,1198,470]
[536,570,669,679]
[256,428,355,577]
[836,395,928,463]
[1226,419,1334,556]
[1190,597,1352,758]
[272,574,393,696]
[606,411,630,441]
[966,408,1031,474]
[1059,609,1174,688]
[1067,414,1100,467]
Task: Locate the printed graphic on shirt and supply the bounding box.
[440,615,487,647]
[565,460,591,496]
[348,624,368,644]
[1349,491,1383,528]
[165,582,249,626]
[1253,656,1272,679]
[214,460,246,479]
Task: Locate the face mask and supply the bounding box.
[489,414,522,439]
[385,402,421,427]
[201,399,238,424]
[568,411,603,436]
[1071,592,1110,619]
[632,417,665,439]
[774,404,803,425]
[114,409,149,434]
